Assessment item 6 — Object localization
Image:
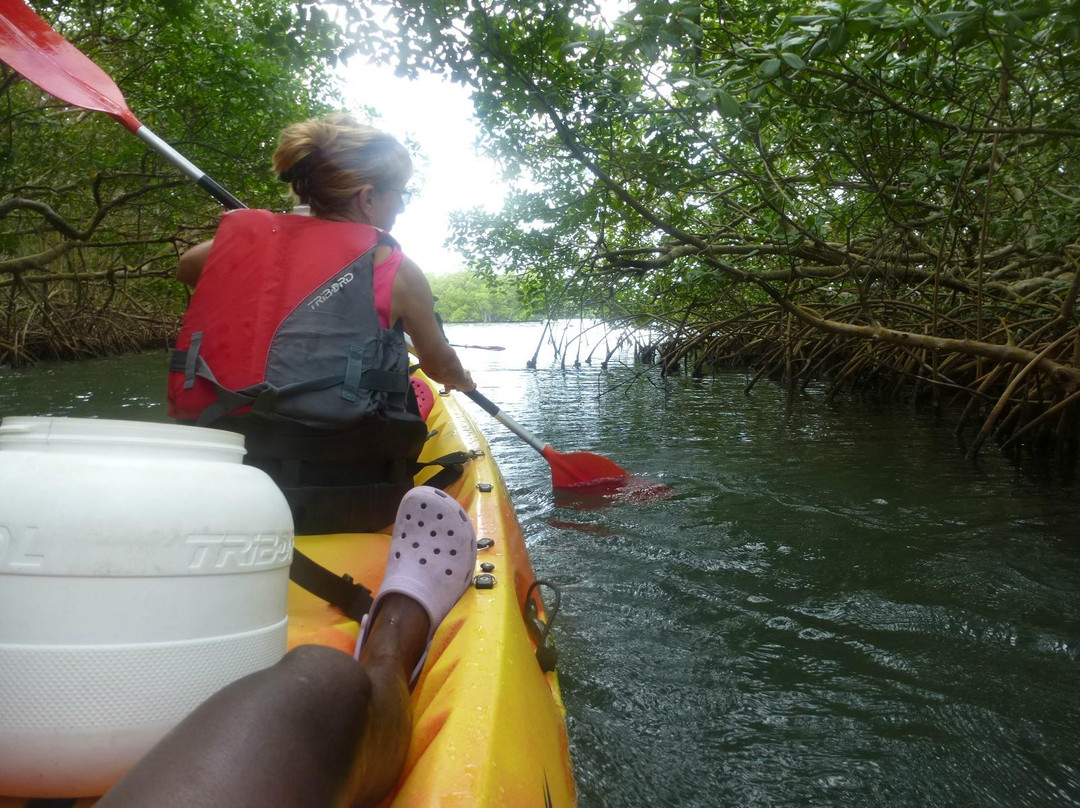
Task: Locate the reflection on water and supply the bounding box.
[3,322,1080,808]
[552,476,677,510]
[0,351,168,422]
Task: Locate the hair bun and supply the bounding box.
[278,152,312,183]
[272,114,411,216]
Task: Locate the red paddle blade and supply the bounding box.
[541,445,632,489]
[0,0,140,131]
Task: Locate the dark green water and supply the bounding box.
[2,322,1079,807]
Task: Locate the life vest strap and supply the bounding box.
[343,345,364,402]
[169,348,409,427]
[183,331,203,390]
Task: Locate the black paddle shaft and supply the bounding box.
[464,389,500,416]
[198,175,245,210]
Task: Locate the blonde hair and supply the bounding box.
[273,114,412,217]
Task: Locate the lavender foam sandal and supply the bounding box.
[354,487,477,686]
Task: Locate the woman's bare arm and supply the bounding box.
[177,240,214,287]
[391,256,474,391]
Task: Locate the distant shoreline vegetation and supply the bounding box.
[429,271,533,323]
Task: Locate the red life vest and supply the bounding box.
[168,209,410,428]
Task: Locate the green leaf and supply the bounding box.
[716,89,742,118]
[827,24,849,52]
[787,15,832,25]
[781,52,806,70]
[760,58,782,78]
[922,14,948,39]
[642,35,660,61]
[678,16,703,40]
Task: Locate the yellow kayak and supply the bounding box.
[289,378,577,808]
[0,375,576,807]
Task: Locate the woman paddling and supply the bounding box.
[168,113,475,533]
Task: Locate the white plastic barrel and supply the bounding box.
[0,417,295,798]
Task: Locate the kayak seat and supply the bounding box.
[411,375,435,420]
[211,410,429,535]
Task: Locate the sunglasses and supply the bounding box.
[379,186,414,208]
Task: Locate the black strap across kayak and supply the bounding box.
[418,450,471,490]
[286,451,472,620]
[289,549,373,622]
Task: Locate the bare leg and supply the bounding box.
[98,594,429,808]
[346,594,430,806]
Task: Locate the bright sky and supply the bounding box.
[336,60,506,276]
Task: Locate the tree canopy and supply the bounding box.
[429,271,533,322]
[3,0,1079,457]
[342,0,1080,457]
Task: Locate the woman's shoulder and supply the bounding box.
[223,207,281,221]
[223,209,378,237]
[390,254,435,300]
[217,208,285,233]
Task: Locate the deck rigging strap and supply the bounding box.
[286,451,472,619]
[417,450,471,490]
[289,549,374,621]
[525,580,562,673]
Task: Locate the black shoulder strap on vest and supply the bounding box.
[289,549,373,622]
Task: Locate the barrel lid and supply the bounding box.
[0,416,245,456]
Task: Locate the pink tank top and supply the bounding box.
[372,244,402,328]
